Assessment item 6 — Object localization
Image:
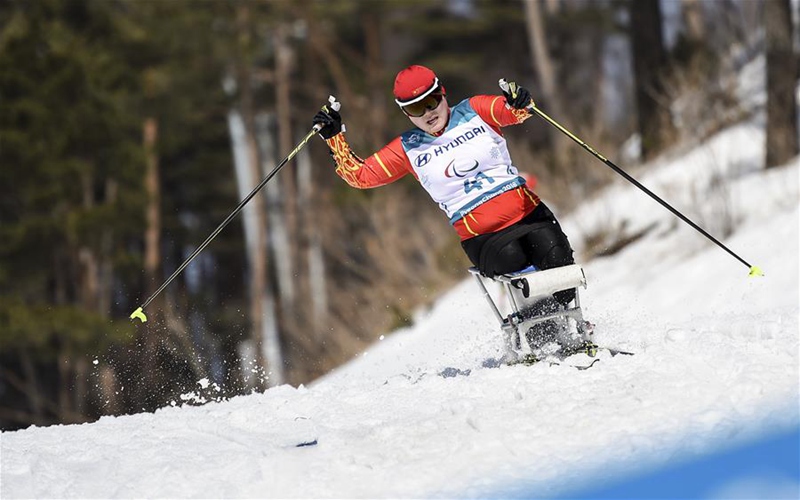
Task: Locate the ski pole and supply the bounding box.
[499,79,763,278]
[129,97,340,323]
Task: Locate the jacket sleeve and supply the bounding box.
[324,133,412,189]
[469,95,533,131]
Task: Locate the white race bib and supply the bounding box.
[401,99,524,223]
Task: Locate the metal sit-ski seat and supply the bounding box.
[469,264,595,359]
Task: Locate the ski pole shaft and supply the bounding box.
[498,79,761,277]
[129,123,322,323]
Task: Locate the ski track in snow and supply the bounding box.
[1,132,798,497]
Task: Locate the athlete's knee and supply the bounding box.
[541,243,574,270]
[489,240,529,276]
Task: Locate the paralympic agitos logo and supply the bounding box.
[444,159,480,178]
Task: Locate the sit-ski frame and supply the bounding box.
[469,264,593,356]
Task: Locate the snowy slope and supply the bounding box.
[2,123,799,497]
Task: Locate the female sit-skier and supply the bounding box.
[312,65,577,357]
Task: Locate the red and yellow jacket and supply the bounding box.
[324,95,540,240]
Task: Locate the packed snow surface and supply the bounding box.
[2,121,798,497]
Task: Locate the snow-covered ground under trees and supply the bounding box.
[2,103,799,498]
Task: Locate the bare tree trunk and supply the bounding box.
[99,178,117,316]
[587,23,609,189]
[255,115,287,386]
[765,0,799,168]
[522,0,570,166]
[271,22,303,385]
[363,7,387,151]
[143,118,161,292]
[270,24,298,312]
[228,108,269,391]
[231,4,272,391]
[97,365,122,415]
[297,13,330,345]
[296,138,328,334]
[629,0,676,160]
[138,116,161,406]
[274,23,298,313]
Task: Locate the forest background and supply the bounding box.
[1,0,797,431]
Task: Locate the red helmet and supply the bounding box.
[393,65,442,106]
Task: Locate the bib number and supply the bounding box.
[463,172,495,194]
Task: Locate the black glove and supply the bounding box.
[502,81,534,110]
[313,106,342,140]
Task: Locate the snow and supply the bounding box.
[2,120,799,498]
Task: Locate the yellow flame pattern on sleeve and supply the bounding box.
[510,107,533,124]
[326,133,371,188]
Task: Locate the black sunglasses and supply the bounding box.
[401,91,444,117]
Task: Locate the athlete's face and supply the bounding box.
[406,94,449,135]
